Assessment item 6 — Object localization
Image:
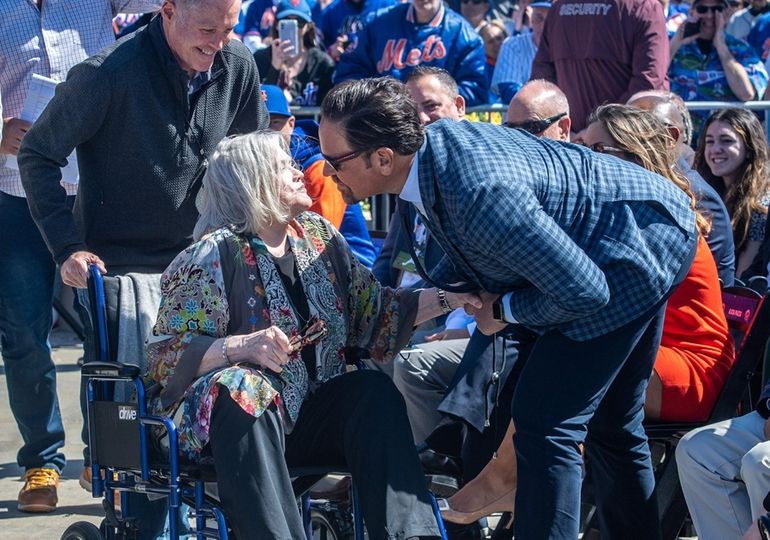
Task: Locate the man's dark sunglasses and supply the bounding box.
[695,4,725,13]
[461,0,487,4]
[504,112,567,134]
[321,149,363,172]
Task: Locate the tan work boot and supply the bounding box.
[18,467,59,513]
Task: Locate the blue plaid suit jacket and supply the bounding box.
[417,120,698,341]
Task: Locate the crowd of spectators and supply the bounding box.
[100,0,770,118]
[6,0,770,539]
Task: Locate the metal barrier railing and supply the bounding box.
[290,100,770,231]
[292,100,770,120]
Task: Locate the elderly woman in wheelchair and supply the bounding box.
[145,131,475,539]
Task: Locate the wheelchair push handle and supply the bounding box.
[87,263,110,364]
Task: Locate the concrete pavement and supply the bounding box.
[0,326,101,540]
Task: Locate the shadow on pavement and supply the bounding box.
[0,500,103,520]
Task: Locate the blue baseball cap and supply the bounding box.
[276,0,313,22]
[530,0,552,8]
[262,85,291,117]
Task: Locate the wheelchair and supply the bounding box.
[61,265,450,540]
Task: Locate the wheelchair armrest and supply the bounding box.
[81,361,141,381]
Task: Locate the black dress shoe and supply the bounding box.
[419,447,462,497]
[419,448,463,478]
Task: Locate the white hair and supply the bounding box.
[193,131,291,240]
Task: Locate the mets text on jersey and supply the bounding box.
[376,35,447,72]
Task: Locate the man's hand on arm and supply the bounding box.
[1,118,32,156]
[61,251,107,289]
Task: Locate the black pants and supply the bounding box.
[210,369,441,540]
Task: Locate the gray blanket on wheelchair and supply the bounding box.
[114,273,162,401]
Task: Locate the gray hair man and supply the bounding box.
[505,79,571,140]
[17,0,267,521]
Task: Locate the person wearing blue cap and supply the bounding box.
[491,0,550,104]
[253,0,336,106]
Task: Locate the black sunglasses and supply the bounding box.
[504,112,567,134]
[289,315,328,353]
[695,4,725,13]
[321,149,363,172]
[461,0,487,4]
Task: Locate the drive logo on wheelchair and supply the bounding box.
[117,406,137,421]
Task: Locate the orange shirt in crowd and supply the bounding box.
[304,160,346,229]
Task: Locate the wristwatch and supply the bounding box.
[492,298,505,322]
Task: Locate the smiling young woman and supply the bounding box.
[694,107,770,276]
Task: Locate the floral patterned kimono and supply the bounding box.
[146,213,418,461]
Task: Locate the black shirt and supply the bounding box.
[273,250,317,380]
[253,46,336,106]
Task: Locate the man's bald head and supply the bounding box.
[627,90,693,147]
[506,80,571,141]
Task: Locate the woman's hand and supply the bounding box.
[271,38,297,70]
[328,34,349,62]
[227,326,292,374]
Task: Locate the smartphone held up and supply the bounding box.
[278,19,300,56]
[683,20,701,38]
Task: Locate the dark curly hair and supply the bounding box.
[320,77,424,158]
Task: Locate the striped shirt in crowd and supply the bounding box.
[491,31,537,96]
[0,0,159,198]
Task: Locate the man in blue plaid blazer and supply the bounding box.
[319,77,697,539]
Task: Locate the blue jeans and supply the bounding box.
[0,191,70,473]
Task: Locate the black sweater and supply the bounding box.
[19,17,267,269]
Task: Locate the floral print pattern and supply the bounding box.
[146,214,416,461]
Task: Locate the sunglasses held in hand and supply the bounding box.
[289,316,328,353]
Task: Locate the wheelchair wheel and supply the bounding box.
[61,521,103,540]
[311,508,346,540]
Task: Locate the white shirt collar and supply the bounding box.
[398,150,425,216]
